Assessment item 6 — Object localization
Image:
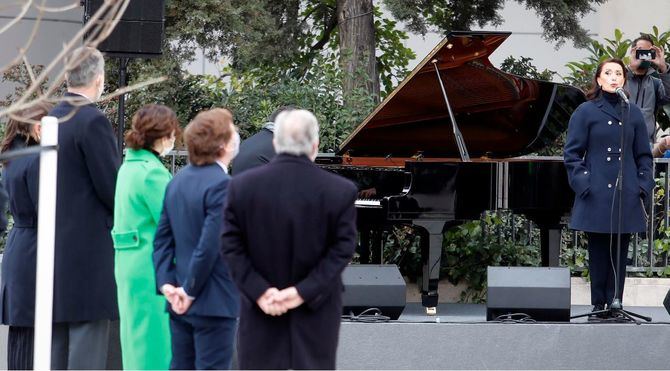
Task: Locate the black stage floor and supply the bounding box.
[336,303,670,369]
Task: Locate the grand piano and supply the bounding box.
[316,31,586,314]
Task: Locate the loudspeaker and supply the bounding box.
[342,264,406,320]
[664,289,670,315]
[84,0,165,58]
[487,266,571,322]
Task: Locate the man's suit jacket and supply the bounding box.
[230,128,275,175]
[222,154,357,370]
[49,93,121,322]
[153,163,239,318]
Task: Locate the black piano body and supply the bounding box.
[317,31,586,312]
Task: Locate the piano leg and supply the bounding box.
[370,228,383,264]
[358,227,384,264]
[414,220,444,315]
[540,227,561,267]
[359,229,372,264]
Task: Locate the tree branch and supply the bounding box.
[310,9,338,51]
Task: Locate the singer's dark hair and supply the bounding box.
[586,58,628,100]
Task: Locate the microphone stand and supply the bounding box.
[572,93,651,322]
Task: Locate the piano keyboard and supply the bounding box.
[355,198,382,208]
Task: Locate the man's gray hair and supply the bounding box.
[274,109,319,156]
[65,46,105,88]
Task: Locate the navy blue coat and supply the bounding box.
[564,94,654,233]
[0,174,8,233]
[153,163,239,318]
[0,138,40,326]
[49,93,121,322]
[222,154,357,370]
[230,127,275,175]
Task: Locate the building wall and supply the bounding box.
[0,2,83,101]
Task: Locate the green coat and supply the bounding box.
[112,149,171,370]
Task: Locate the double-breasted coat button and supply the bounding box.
[608,120,612,125]
[619,122,622,126]
[608,147,611,151]
[607,157,611,161]
[608,184,612,188]
[584,171,588,174]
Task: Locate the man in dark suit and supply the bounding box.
[222,109,357,369]
[47,46,120,369]
[153,108,240,369]
[230,106,296,175]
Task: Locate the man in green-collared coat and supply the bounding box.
[111,104,179,369]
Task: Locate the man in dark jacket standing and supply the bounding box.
[230,106,295,175]
[47,46,120,369]
[626,34,670,143]
[222,109,357,369]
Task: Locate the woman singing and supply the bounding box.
[564,58,654,318]
[112,104,180,369]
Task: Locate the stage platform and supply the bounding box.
[336,303,670,369]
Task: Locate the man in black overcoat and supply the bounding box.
[230,106,296,175]
[47,46,120,369]
[222,109,357,369]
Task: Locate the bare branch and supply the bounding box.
[33,1,81,13]
[2,75,167,119]
[0,0,166,129]
[0,0,32,36]
[0,0,46,80]
[7,0,130,116]
[99,76,168,102]
[21,55,38,87]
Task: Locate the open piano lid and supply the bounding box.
[338,31,586,159]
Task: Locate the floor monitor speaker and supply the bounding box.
[487,266,571,322]
[342,264,406,320]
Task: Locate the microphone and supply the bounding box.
[615,87,629,104]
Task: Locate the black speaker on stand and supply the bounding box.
[83,0,166,156]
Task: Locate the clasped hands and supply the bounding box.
[161,284,193,315]
[256,287,304,316]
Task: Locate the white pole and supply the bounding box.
[33,116,59,369]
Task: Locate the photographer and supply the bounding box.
[627,34,670,145]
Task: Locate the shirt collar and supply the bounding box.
[67,91,94,103]
[263,121,275,133]
[216,160,229,174]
